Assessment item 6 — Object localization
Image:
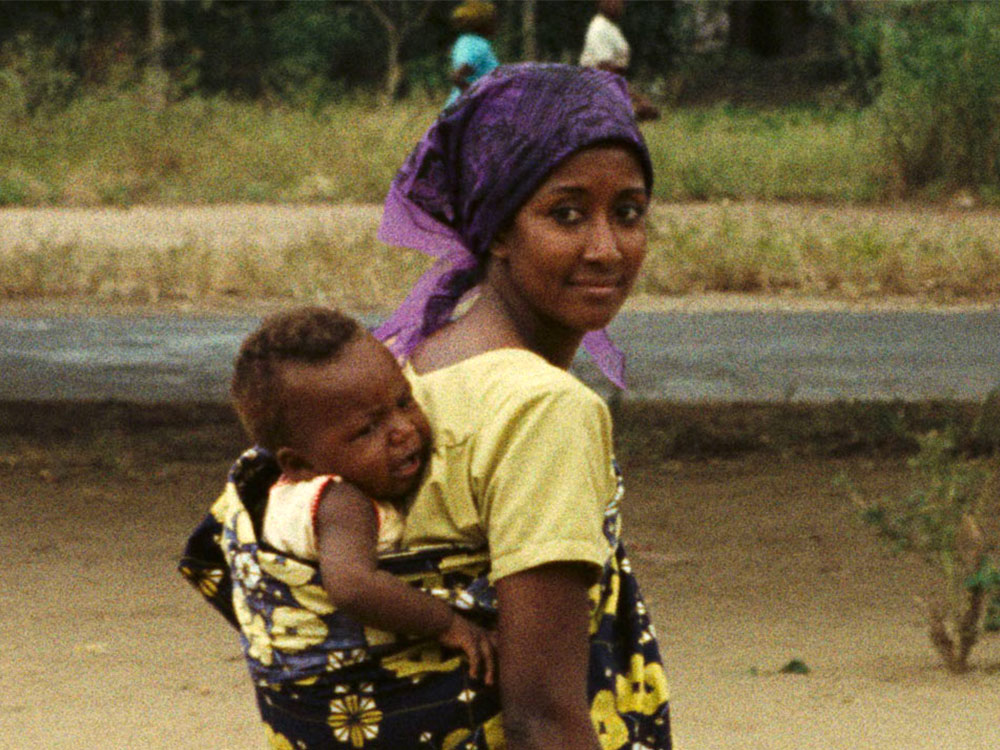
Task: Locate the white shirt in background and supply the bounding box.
[579,13,630,71]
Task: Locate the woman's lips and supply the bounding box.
[570,277,622,296]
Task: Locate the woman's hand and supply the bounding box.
[495,562,602,750]
[438,612,498,685]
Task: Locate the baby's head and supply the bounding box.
[231,306,431,503]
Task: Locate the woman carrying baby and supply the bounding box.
[181,62,670,750]
[377,62,671,750]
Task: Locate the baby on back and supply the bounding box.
[230,305,495,681]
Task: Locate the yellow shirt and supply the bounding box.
[403,349,616,583]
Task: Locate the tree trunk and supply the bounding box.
[521,0,538,61]
[364,0,433,103]
[146,0,167,110]
[384,29,403,103]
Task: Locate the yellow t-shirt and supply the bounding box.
[402,348,616,583]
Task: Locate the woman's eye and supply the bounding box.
[397,392,413,409]
[352,423,376,440]
[617,202,646,224]
[551,206,584,225]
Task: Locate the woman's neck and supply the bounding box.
[409,285,584,374]
[464,285,584,369]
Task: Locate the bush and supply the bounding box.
[0,32,78,116]
[843,427,1000,672]
[872,1,1000,194]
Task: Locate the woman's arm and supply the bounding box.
[451,63,475,89]
[495,562,602,750]
[316,482,496,682]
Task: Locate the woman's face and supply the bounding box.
[490,144,648,336]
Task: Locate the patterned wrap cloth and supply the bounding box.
[375,62,654,389]
[179,448,671,749]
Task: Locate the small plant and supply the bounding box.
[779,659,811,675]
[843,429,1000,673]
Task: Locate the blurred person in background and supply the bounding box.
[580,0,660,121]
[445,0,500,108]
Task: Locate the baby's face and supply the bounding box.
[279,335,431,501]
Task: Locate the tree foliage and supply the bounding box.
[872,1,1000,192]
[1,0,999,200]
[0,1,695,104]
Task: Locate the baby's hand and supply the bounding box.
[438,613,498,685]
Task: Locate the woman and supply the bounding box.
[379,62,670,750]
[180,63,670,750]
[578,0,660,121]
[444,0,500,108]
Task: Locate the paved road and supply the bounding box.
[2,309,997,403]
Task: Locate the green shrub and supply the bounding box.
[873,1,1000,193]
[844,427,1000,672]
[0,32,78,116]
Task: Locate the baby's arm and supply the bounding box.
[315,481,496,683]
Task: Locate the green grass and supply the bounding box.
[0,93,921,207]
[1,94,436,206]
[3,93,1000,304]
[647,105,887,203]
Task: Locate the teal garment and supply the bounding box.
[445,33,499,108]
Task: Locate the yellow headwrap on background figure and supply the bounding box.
[451,1,496,32]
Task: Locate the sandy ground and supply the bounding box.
[2,406,999,750]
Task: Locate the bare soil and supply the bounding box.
[1,403,998,749]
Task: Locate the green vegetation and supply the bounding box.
[0,96,990,208]
[1,2,999,206]
[842,424,1000,673]
[872,2,1000,194]
[0,96,436,206]
[1,1,998,305]
[651,106,883,204]
[778,659,810,675]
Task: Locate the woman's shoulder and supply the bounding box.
[413,348,599,401]
[406,348,607,435]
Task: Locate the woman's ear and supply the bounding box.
[490,229,510,261]
[276,447,312,481]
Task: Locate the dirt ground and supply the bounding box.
[1,404,999,750]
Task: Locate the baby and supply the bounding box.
[230,305,495,682]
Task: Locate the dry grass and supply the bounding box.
[3,201,997,307]
[639,202,1000,303]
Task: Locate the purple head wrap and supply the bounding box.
[375,62,653,387]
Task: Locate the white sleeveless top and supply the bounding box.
[262,474,406,559]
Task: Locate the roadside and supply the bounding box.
[3,203,999,750]
[3,202,1000,312]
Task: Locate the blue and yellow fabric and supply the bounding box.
[179,448,671,749]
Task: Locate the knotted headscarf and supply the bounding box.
[375,63,653,387]
[451,1,496,31]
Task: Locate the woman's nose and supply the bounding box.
[584,217,621,264]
